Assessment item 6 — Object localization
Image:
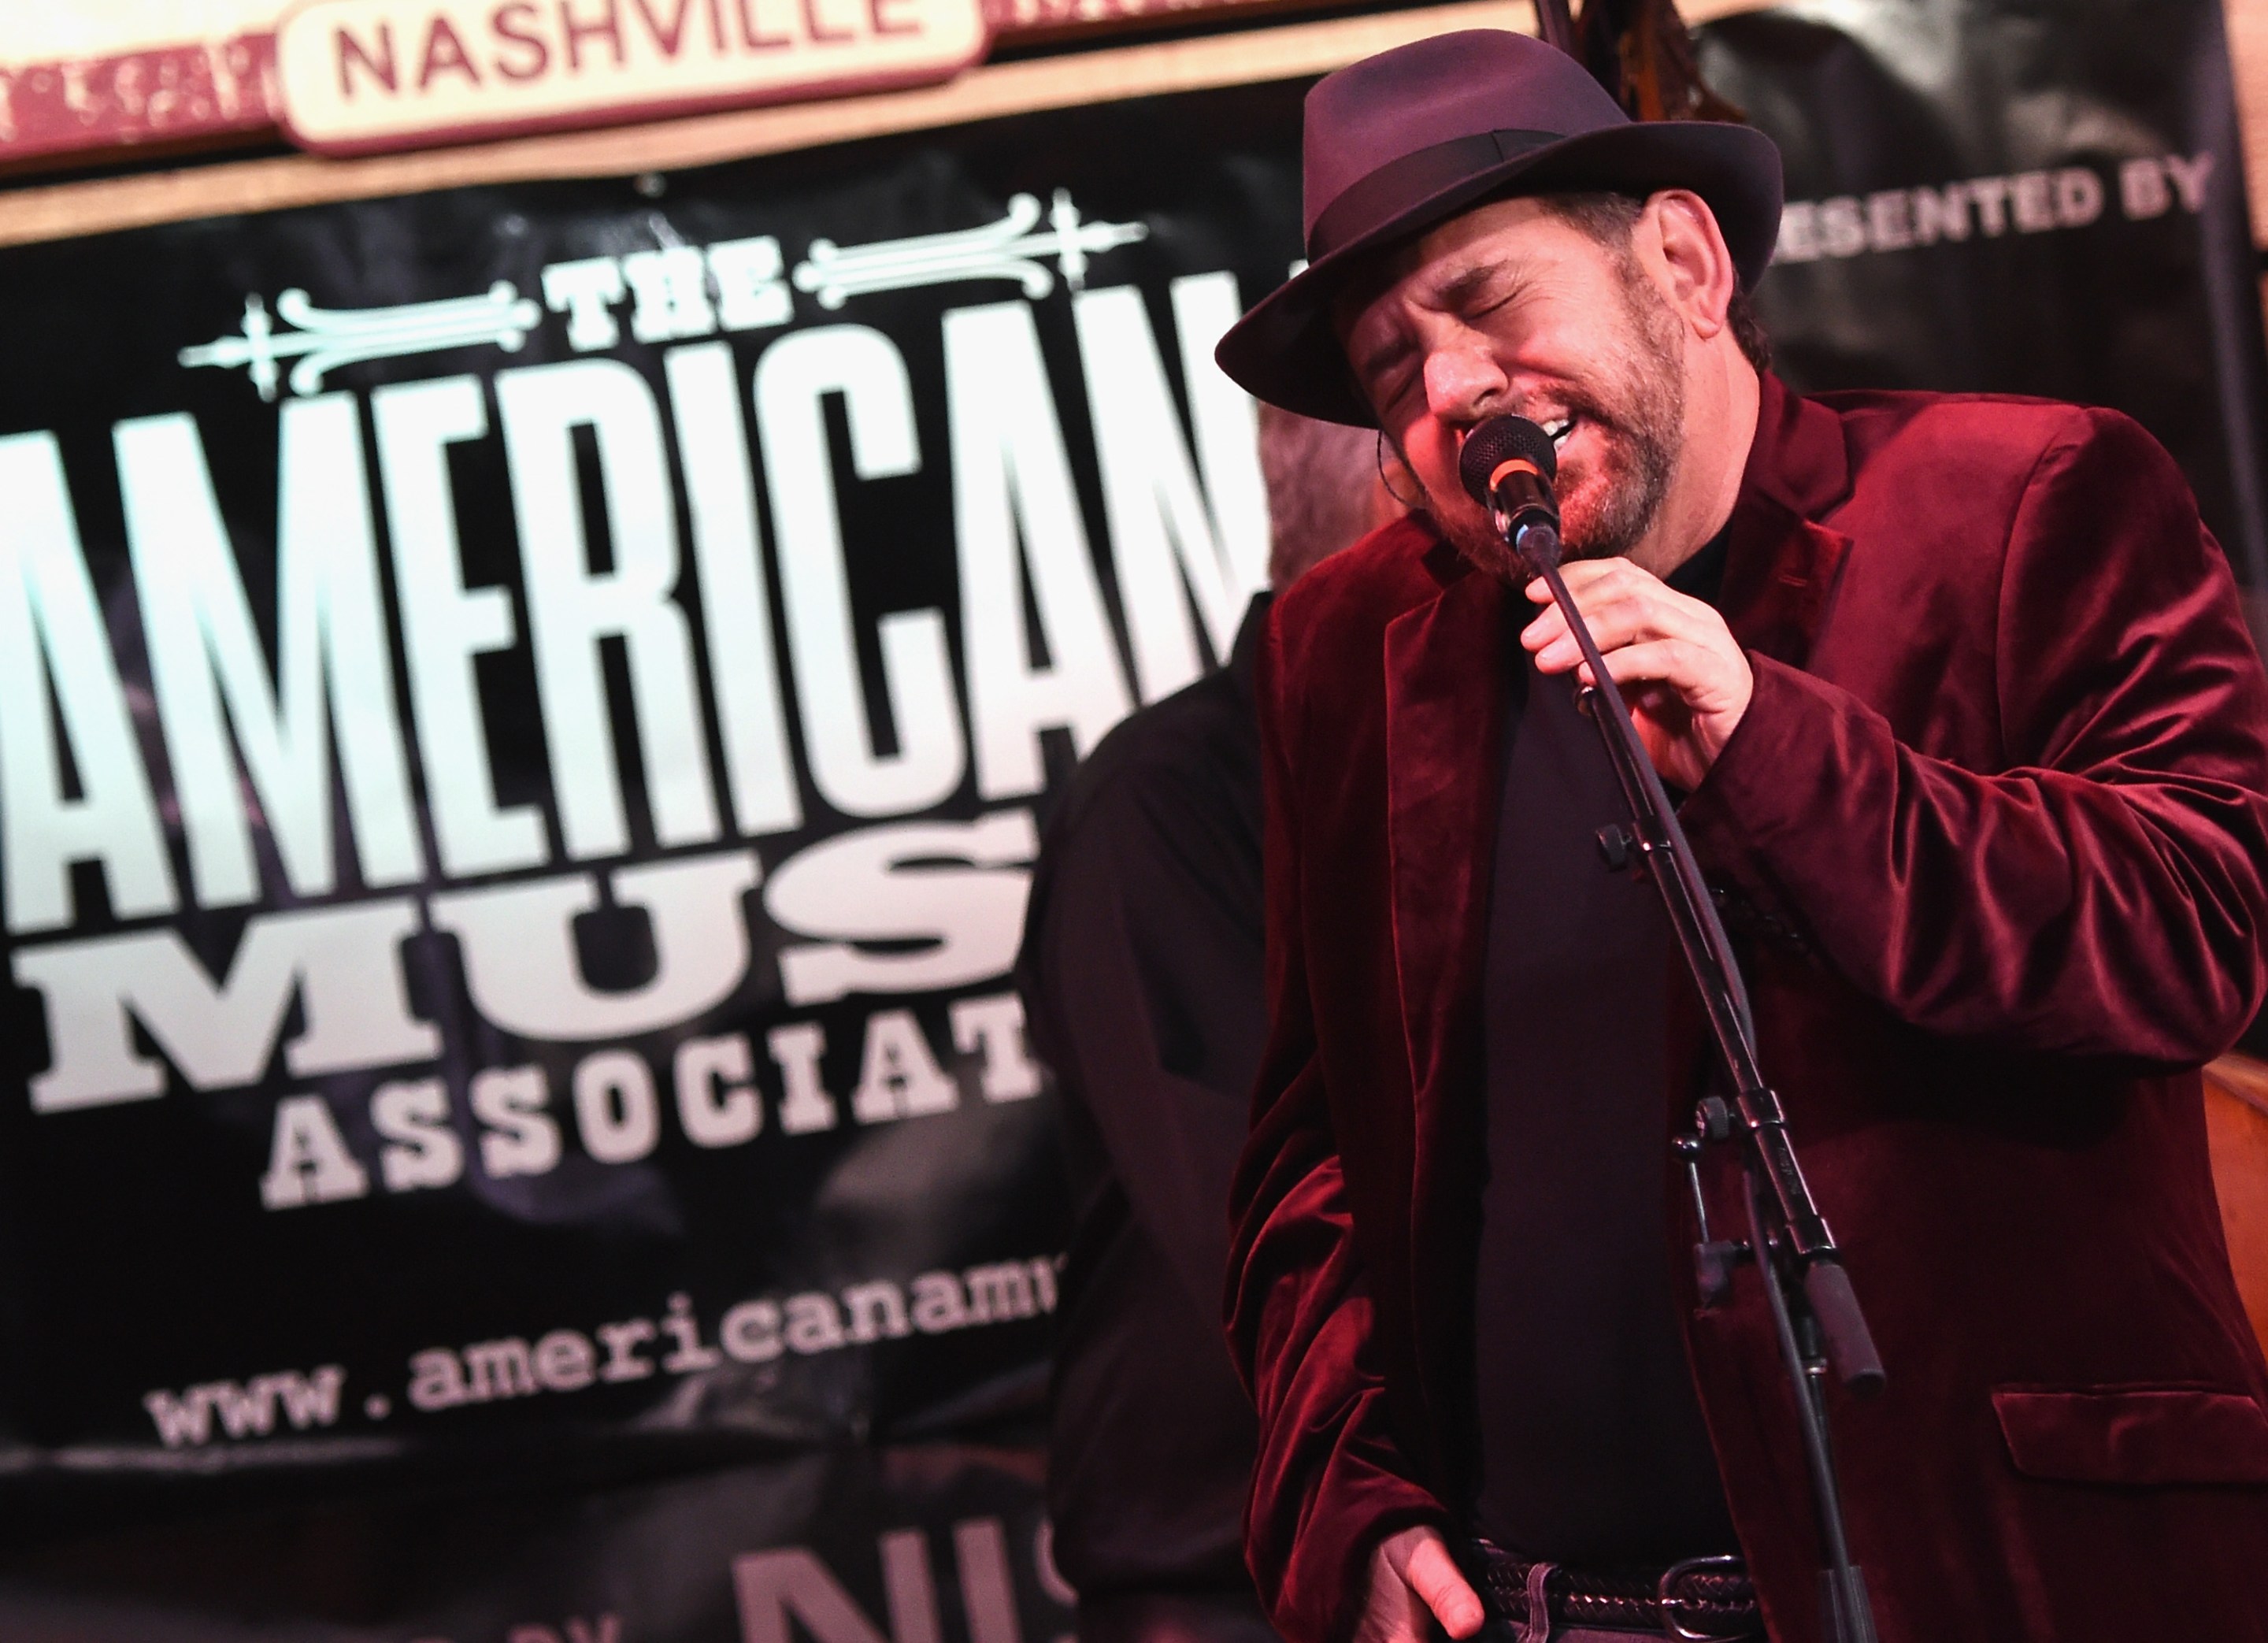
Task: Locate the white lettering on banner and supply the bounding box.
[755,324,967,817]
[11,226,1272,1228]
[372,1075,465,1191]
[843,1281,912,1344]
[595,1318,657,1380]
[506,1617,624,1643]
[376,1263,1059,1426]
[470,1065,563,1178]
[1170,273,1272,606]
[237,991,1025,1208]
[0,432,179,936]
[662,1292,723,1370]
[943,301,1133,800]
[573,1048,663,1164]
[737,1546,902,1643]
[543,258,628,351]
[543,239,795,351]
[769,811,1036,1005]
[428,850,762,1039]
[951,1519,1024,1643]
[947,992,1041,1103]
[1773,153,2211,264]
[623,247,718,344]
[143,1365,348,1449]
[180,202,1147,399]
[768,1022,838,1134]
[785,1292,847,1352]
[676,1032,763,1148]
[13,900,439,1112]
[2123,152,2217,217]
[849,1007,959,1122]
[665,342,804,837]
[372,374,551,877]
[732,1516,1036,1643]
[497,358,722,859]
[880,1529,946,1643]
[116,397,427,909]
[1075,282,1257,701]
[261,1091,373,1207]
[710,238,797,332]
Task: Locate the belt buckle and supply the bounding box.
[1656,1555,1747,1643]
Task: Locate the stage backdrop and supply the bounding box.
[0,0,2260,1637]
[0,81,1303,1518]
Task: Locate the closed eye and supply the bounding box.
[1354,338,1418,410]
[1443,265,1525,325]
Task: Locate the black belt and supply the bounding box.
[1468,1540,1763,1641]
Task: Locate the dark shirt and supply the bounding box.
[1471,540,1740,1567]
[1016,595,1273,1601]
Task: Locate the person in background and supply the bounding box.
[1015,405,1403,1643]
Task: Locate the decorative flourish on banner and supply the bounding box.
[178,283,543,400]
[791,191,1149,308]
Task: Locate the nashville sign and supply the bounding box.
[272,0,991,154]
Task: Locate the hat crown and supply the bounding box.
[1302,30,1633,238]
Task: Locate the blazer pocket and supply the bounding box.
[1992,1384,2268,1485]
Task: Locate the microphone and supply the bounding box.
[1458,415,1561,545]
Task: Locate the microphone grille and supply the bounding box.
[1458,416,1558,506]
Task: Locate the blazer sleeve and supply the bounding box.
[1681,406,2268,1065]
[1226,610,1449,1643]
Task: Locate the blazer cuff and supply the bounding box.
[1678,654,1858,940]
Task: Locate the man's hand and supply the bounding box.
[1356,1526,1484,1643]
[1521,558,1753,791]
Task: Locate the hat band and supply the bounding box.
[1307,127,1564,261]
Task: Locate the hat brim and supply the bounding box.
[1216,120,1784,427]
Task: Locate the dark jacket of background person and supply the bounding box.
[1228,374,2268,1643]
[1018,409,1397,1640]
[1024,595,1271,1611]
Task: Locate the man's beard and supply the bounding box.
[1427,265,1686,580]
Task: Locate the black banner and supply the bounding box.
[0,1441,1075,1643]
[0,82,1306,1514]
[1699,0,2268,589]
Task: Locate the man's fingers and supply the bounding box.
[1582,638,1686,685]
[1529,603,1714,674]
[1402,1534,1486,1640]
[1534,557,1636,592]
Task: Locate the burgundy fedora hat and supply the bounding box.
[1215,29,1783,427]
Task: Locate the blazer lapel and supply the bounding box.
[1720,374,1855,666]
[1384,553,1508,1111]
[1383,547,1507,1468]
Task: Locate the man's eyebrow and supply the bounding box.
[1431,259,1511,310]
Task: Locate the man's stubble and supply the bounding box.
[1426,254,1688,582]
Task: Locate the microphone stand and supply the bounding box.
[1505,511,1884,1643]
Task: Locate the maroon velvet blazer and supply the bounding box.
[1227,374,2268,1643]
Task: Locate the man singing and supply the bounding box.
[1214,28,2268,1643]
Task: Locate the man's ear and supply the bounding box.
[1640,189,1737,340]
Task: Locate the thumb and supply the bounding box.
[1396,1530,1485,1640]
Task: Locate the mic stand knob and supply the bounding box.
[1675,1126,1750,1311]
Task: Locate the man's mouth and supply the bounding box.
[1539,416,1577,454]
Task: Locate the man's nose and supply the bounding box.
[1422,339,1506,426]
